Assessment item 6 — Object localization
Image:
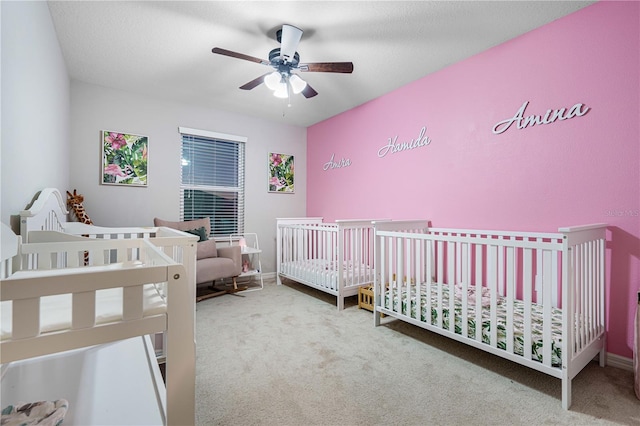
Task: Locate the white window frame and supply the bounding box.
[178,127,246,238]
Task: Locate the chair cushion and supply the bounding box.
[197,239,218,259]
[196,257,238,284]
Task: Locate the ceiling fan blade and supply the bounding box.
[301,83,318,99]
[279,24,303,64]
[239,73,271,90]
[212,47,270,65]
[298,62,354,73]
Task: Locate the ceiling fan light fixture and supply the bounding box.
[273,82,288,98]
[289,74,307,94]
[264,71,281,90]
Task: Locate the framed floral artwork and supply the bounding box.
[268,152,294,193]
[101,130,148,186]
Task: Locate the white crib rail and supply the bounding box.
[1,223,20,279]
[19,188,68,239]
[59,222,157,239]
[2,239,176,357]
[277,218,380,309]
[279,222,376,290]
[559,223,607,408]
[1,236,195,425]
[26,227,197,304]
[276,217,324,286]
[13,188,197,424]
[19,187,197,291]
[374,222,607,409]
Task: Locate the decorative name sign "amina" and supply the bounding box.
[378,126,432,158]
[323,153,352,171]
[492,101,590,135]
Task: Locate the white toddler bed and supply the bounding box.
[277,218,380,310]
[0,222,195,425]
[373,220,607,410]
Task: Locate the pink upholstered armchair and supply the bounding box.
[153,217,242,301]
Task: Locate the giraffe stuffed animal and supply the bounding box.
[66,189,93,225]
[66,189,93,265]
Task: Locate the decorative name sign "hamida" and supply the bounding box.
[323,153,352,171]
[378,126,432,158]
[492,101,590,135]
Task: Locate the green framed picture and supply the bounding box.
[101,130,148,186]
[268,152,294,193]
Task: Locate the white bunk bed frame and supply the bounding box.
[0,223,195,425]
[276,217,379,310]
[373,220,607,410]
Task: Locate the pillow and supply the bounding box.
[185,226,208,242]
[197,239,218,259]
[153,217,211,237]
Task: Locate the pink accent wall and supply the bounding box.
[307,2,639,359]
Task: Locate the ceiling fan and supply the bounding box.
[212,24,354,99]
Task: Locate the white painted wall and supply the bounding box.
[0,2,306,272]
[1,1,70,231]
[70,81,307,273]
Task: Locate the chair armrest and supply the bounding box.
[216,245,242,275]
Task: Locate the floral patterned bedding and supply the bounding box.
[384,283,563,366]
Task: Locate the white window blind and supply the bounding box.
[179,127,246,238]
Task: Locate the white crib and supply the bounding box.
[277,218,381,310]
[0,222,195,425]
[373,220,607,410]
[19,188,198,330]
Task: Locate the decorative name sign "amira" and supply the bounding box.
[323,153,352,171]
[378,126,432,158]
[492,101,590,135]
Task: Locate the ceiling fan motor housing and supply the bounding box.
[269,48,300,67]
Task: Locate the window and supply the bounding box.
[179,127,246,238]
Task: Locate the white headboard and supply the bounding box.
[1,222,20,277]
[19,188,69,241]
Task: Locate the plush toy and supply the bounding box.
[66,189,93,225]
[66,189,93,265]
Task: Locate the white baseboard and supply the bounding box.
[261,272,277,281]
[607,352,633,371]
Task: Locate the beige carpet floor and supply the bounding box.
[195,278,639,425]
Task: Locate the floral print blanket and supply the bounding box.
[385,283,563,366]
[1,400,68,426]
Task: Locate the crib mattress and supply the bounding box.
[385,283,563,366]
[1,284,166,341]
[280,259,374,290]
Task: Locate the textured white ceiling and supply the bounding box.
[48,1,595,127]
